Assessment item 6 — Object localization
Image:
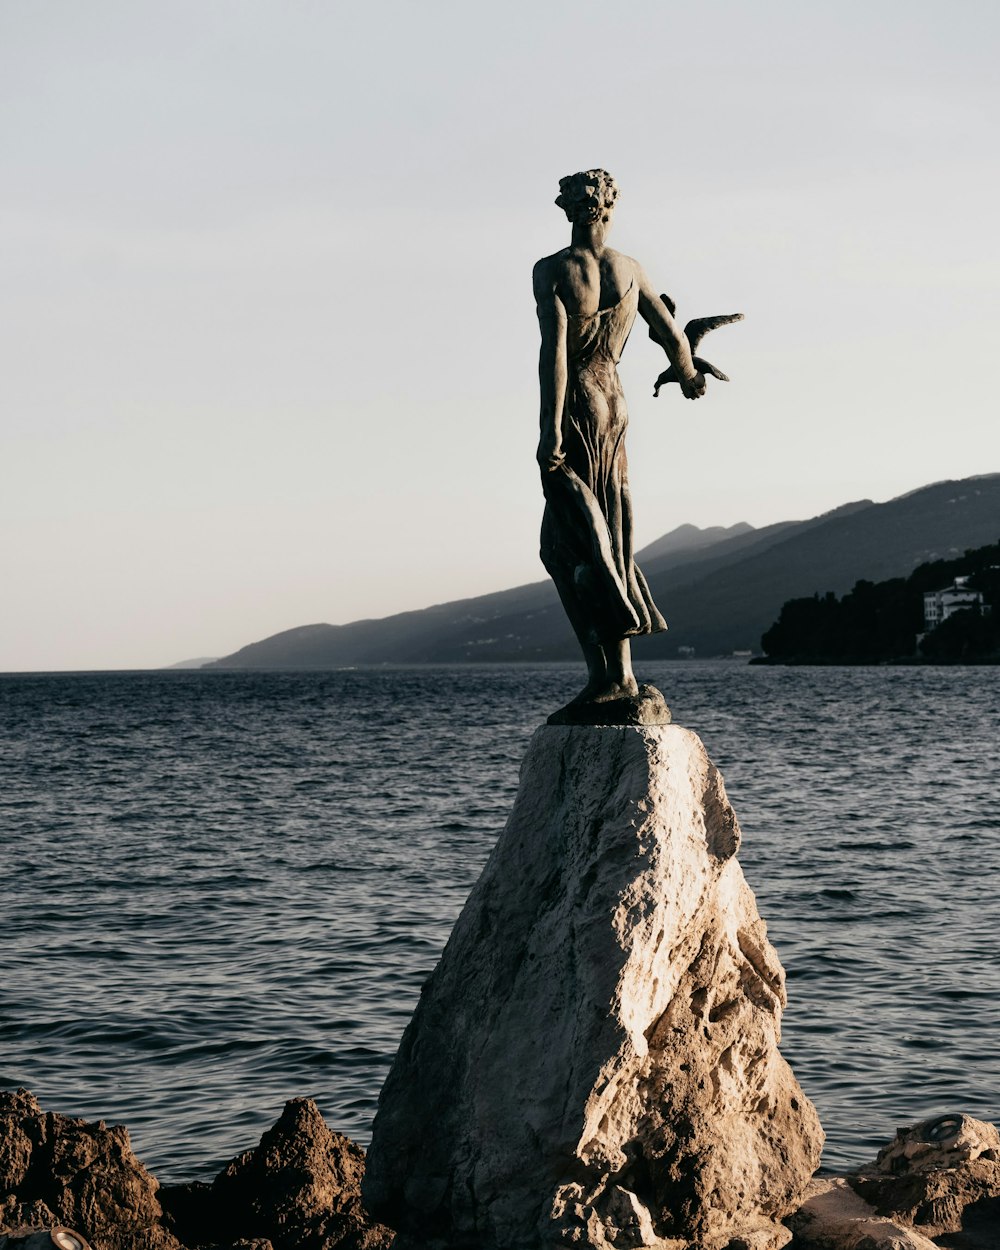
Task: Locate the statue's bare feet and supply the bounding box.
[591,678,640,703]
[547,679,670,726]
[569,676,639,706]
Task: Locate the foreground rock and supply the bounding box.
[162,1098,393,1250]
[364,724,824,1249]
[0,1089,179,1250]
[848,1114,1000,1246]
[789,1114,1000,1249]
[788,1178,940,1249]
[0,1091,390,1250]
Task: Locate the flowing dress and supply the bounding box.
[540,279,667,644]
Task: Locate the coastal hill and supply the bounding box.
[206,474,1000,668]
[633,520,754,562]
[757,540,1000,664]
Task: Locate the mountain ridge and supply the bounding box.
[205,474,1000,668]
[634,520,754,564]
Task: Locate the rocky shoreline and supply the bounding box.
[0,1089,389,1250]
[1,1089,998,1250]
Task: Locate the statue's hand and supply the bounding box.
[537,431,566,471]
[680,371,707,400]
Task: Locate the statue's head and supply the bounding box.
[555,169,619,225]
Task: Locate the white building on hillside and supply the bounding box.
[923,576,986,631]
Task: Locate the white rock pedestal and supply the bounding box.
[363,725,823,1250]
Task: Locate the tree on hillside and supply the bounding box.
[759,540,1000,663]
[760,578,919,661]
[919,607,999,661]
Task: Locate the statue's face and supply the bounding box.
[577,201,613,228]
[582,182,607,221]
[567,184,614,234]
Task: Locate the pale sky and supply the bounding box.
[2,0,998,670]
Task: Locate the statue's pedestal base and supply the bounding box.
[363,726,823,1250]
[547,683,671,726]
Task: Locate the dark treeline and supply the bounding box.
[758,541,1000,663]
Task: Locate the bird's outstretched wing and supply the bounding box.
[652,306,744,396]
[653,356,728,396]
[683,313,744,354]
[653,312,744,396]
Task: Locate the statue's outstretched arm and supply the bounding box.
[533,260,569,470]
[635,266,706,400]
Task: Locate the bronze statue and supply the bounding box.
[534,169,741,723]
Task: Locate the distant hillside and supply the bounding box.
[757,540,1000,663]
[634,521,754,563]
[207,474,1000,668]
[206,522,756,669]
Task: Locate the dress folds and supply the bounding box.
[540,280,667,644]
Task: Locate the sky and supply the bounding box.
[2,0,998,670]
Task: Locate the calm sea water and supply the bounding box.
[1,663,997,1182]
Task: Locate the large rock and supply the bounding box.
[363,725,823,1249]
[0,1088,179,1250]
[847,1114,1000,1243]
[200,1098,390,1250]
[160,1098,393,1250]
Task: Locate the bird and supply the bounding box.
[649,294,743,396]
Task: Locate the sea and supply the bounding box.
[1,662,998,1183]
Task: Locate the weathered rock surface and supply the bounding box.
[787,1177,940,1249]
[162,1097,393,1250]
[0,1088,179,1250]
[847,1114,1000,1245]
[363,724,823,1249]
[0,1091,390,1250]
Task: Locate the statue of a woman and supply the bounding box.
[534,169,707,724]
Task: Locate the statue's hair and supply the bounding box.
[555,169,619,223]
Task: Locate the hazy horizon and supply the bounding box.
[4,1,998,670]
[10,469,999,671]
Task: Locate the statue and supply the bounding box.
[534,169,741,724]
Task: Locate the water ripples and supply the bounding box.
[1,663,998,1179]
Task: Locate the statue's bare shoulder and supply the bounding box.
[533,251,569,328]
[534,246,641,318]
[534,246,638,282]
[532,250,566,297]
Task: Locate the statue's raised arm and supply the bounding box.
[534,169,742,726]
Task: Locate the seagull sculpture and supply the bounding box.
[649,293,743,397]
